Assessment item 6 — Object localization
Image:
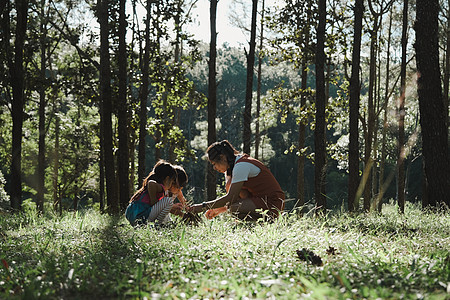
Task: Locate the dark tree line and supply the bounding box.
[0,0,449,215]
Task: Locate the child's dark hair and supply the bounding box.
[130,160,176,202]
[206,140,240,176]
[147,160,177,184]
[174,165,188,188]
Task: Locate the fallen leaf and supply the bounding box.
[296,248,323,266]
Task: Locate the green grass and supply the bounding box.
[1,202,449,299]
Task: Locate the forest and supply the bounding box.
[1,0,450,215]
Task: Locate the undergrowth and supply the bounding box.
[0,202,449,299]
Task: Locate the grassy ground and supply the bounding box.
[0,202,449,299]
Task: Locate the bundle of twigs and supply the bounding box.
[179,199,202,225]
[181,211,202,225]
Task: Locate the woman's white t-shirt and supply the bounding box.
[230,155,261,184]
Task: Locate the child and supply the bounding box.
[125,160,177,226]
[165,165,189,219]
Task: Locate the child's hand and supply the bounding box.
[205,207,227,219]
[170,202,184,217]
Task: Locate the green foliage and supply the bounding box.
[0,203,449,299]
[0,170,9,205]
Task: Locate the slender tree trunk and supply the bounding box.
[243,0,258,154]
[315,0,327,212]
[296,5,312,213]
[98,0,118,213]
[52,114,60,212]
[445,0,450,128]
[99,116,105,212]
[379,8,393,213]
[348,0,364,212]
[9,0,29,211]
[207,0,218,201]
[154,3,162,161]
[138,1,152,184]
[372,45,382,203]
[398,0,408,214]
[117,0,129,210]
[255,0,265,160]
[415,0,450,207]
[37,0,47,213]
[169,3,183,163]
[73,106,82,212]
[364,17,379,212]
[296,58,308,213]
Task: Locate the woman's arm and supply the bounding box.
[191,181,244,213]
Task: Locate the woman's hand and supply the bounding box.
[205,207,227,219]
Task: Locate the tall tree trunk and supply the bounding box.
[9,0,29,211]
[169,3,181,163]
[138,1,152,184]
[364,18,379,212]
[296,5,312,213]
[415,0,450,207]
[154,3,162,161]
[446,0,450,128]
[378,8,393,213]
[117,0,129,210]
[73,106,82,212]
[398,0,408,213]
[52,114,60,213]
[243,0,258,154]
[348,0,364,212]
[296,57,308,213]
[207,0,218,201]
[99,116,105,212]
[98,0,118,213]
[255,0,265,160]
[315,0,327,212]
[37,0,47,213]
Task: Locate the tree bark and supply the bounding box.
[315,0,327,212]
[52,114,60,213]
[138,1,152,184]
[9,0,29,211]
[378,8,393,213]
[37,0,47,213]
[98,0,118,213]
[255,0,264,160]
[445,0,450,128]
[296,4,312,214]
[415,0,450,207]
[297,59,308,213]
[348,0,364,212]
[364,17,378,212]
[243,0,258,155]
[397,0,408,213]
[117,0,129,210]
[207,0,218,201]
